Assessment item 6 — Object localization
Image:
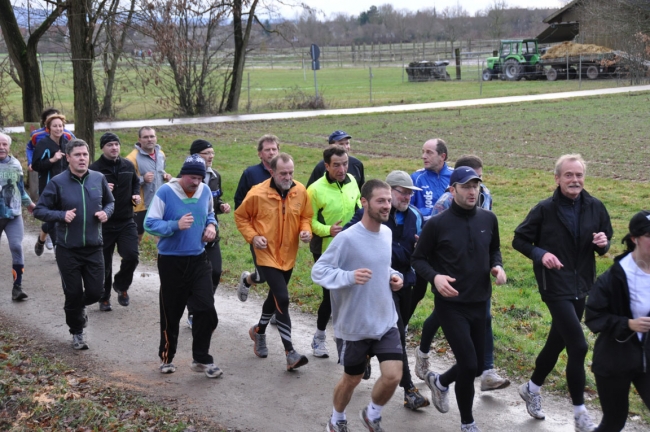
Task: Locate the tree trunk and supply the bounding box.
[225,0,258,112]
[0,0,63,122]
[68,0,97,159]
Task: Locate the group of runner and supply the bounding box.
[0,116,648,432]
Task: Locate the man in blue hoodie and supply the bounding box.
[145,154,221,380]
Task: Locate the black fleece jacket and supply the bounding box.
[89,155,139,222]
[411,200,503,303]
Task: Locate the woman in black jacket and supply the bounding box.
[585,210,650,432]
[31,113,69,255]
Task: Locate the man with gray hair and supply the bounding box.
[513,153,612,432]
[34,139,115,350]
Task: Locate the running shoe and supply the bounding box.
[327,419,349,432]
[286,349,308,371]
[461,422,482,432]
[116,290,130,306]
[45,235,53,250]
[72,332,89,350]
[359,407,383,432]
[99,301,112,312]
[480,368,510,391]
[159,363,176,374]
[34,239,45,256]
[574,410,596,432]
[404,385,430,410]
[518,382,545,419]
[237,271,251,302]
[425,371,449,413]
[249,325,268,358]
[414,347,430,381]
[362,356,372,380]
[312,335,329,358]
[11,284,27,301]
[190,360,223,378]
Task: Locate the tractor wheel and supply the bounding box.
[546,67,558,81]
[482,69,493,81]
[504,59,521,81]
[586,65,599,80]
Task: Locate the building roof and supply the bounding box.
[543,0,581,24]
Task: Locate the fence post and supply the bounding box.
[455,48,461,80]
[247,72,250,113]
[369,66,373,104]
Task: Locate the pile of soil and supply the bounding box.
[542,41,612,59]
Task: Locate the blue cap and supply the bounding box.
[450,166,482,186]
[328,130,351,144]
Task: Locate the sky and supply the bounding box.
[276,0,566,19]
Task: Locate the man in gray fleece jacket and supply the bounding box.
[312,179,403,432]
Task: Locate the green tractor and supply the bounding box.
[483,39,545,81]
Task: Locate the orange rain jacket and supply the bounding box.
[234,178,313,271]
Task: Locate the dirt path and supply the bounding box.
[1,228,646,432]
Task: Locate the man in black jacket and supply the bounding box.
[411,166,506,432]
[90,133,141,311]
[513,153,612,432]
[34,139,114,350]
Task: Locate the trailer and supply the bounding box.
[540,52,618,81]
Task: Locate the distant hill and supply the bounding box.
[12,6,67,27]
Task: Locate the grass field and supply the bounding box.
[6,90,650,424]
[0,54,637,124]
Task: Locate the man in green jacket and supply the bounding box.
[307,145,361,358]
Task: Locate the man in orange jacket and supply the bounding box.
[234,153,313,371]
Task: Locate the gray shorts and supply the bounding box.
[335,327,403,376]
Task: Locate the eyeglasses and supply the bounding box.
[393,188,414,197]
[199,151,215,156]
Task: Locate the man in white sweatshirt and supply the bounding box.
[312,179,404,432]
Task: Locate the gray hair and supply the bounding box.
[65,138,90,155]
[554,154,586,176]
[0,132,11,145]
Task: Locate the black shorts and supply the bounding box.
[134,211,146,235]
[335,327,403,376]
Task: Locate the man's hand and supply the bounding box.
[95,211,108,223]
[330,220,343,237]
[178,212,194,230]
[629,317,650,333]
[220,203,231,214]
[390,274,403,291]
[143,172,154,183]
[64,208,77,223]
[132,195,141,205]
[354,268,372,285]
[593,232,608,248]
[107,183,114,191]
[434,274,458,297]
[253,235,268,249]
[491,266,507,285]
[163,173,172,181]
[27,203,35,214]
[299,231,311,243]
[541,252,563,270]
[202,224,217,242]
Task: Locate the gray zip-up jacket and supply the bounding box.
[126,143,167,211]
[33,169,114,249]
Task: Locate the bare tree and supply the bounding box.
[486,0,508,40]
[97,0,136,119]
[141,0,229,115]
[0,0,66,123]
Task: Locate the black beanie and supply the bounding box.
[100,132,120,149]
[190,139,213,155]
[179,154,206,177]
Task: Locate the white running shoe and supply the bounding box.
[574,410,596,432]
[311,335,329,358]
[480,368,510,391]
[518,382,545,420]
[45,235,53,250]
[237,271,251,302]
[190,360,223,378]
[425,371,449,413]
[414,347,431,381]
